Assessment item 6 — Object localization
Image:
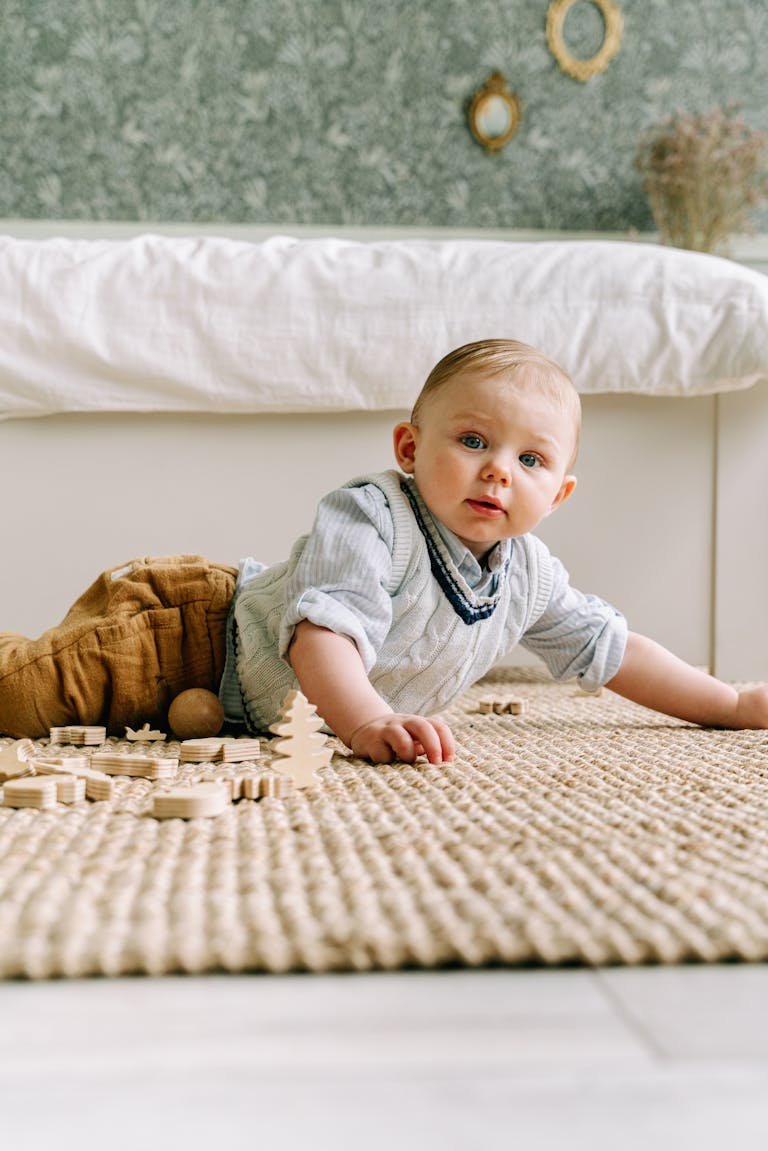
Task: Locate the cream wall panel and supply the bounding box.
[529,394,714,672]
[715,386,768,681]
[4,412,398,639]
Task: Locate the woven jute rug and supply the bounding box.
[2,668,768,979]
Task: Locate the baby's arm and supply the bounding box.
[606,631,768,728]
[287,620,455,764]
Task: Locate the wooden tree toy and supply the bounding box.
[268,690,332,789]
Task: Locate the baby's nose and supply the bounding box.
[482,459,511,486]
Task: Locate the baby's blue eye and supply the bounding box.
[519,453,540,469]
[461,434,486,450]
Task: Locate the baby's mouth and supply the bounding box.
[466,498,505,517]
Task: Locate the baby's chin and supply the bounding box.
[461,523,534,556]
[454,531,505,558]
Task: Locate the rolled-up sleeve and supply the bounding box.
[278,485,395,671]
[520,555,628,691]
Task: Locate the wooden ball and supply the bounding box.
[167,688,225,740]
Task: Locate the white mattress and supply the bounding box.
[0,234,766,419]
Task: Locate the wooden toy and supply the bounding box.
[125,723,167,742]
[229,775,249,800]
[0,738,36,764]
[167,688,225,739]
[179,737,261,765]
[179,738,224,763]
[268,690,332,789]
[49,725,107,746]
[477,697,526,715]
[30,755,91,773]
[3,777,58,809]
[32,774,86,803]
[78,770,115,802]
[0,739,37,783]
[90,752,179,780]
[31,759,115,801]
[256,773,294,799]
[196,771,294,801]
[152,781,231,819]
[0,761,38,784]
[239,775,261,800]
[219,738,261,764]
[199,772,243,800]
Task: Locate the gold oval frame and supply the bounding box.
[546,0,623,83]
[468,72,522,154]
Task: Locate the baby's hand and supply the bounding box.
[349,714,455,765]
[734,685,768,729]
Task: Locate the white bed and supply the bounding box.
[1,227,766,682]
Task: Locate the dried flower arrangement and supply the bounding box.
[634,105,768,256]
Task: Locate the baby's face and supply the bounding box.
[394,370,577,560]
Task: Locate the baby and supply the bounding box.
[2,338,767,757]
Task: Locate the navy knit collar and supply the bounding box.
[400,478,511,625]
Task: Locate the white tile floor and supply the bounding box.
[1,966,767,1151]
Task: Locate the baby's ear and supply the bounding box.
[393,422,419,473]
[547,474,577,515]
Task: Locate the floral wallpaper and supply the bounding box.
[0,0,765,231]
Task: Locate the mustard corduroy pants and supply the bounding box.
[0,555,237,738]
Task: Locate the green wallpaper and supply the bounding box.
[1,0,765,230]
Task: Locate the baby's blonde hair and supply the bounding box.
[412,339,582,469]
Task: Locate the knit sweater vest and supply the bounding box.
[233,470,553,733]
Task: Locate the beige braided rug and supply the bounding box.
[2,668,768,979]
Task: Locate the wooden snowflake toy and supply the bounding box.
[268,690,333,789]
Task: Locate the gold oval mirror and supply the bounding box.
[546,0,623,83]
[468,72,522,153]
